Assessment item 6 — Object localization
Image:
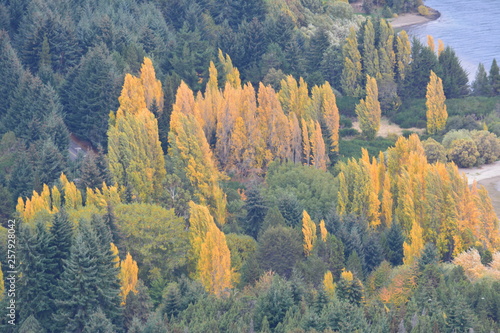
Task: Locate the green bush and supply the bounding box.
[340,128,359,137]
[447,139,479,168]
[423,138,446,163]
[339,137,395,160]
[337,96,360,117]
[340,116,353,128]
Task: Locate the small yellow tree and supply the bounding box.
[119,252,139,305]
[319,219,328,242]
[323,270,336,299]
[426,71,448,134]
[302,210,317,256]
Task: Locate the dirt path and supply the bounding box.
[352,117,425,137]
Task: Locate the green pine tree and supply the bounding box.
[243,187,268,239]
[53,225,122,332]
[19,223,57,330]
[83,308,117,333]
[19,315,45,333]
[61,44,119,148]
[0,31,23,120]
[489,58,500,96]
[472,63,491,96]
[438,46,469,98]
[48,210,73,280]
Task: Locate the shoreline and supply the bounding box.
[388,9,441,29]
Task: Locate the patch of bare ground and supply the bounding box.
[351,116,425,138]
[350,1,365,14]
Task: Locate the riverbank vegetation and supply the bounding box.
[1,0,500,332]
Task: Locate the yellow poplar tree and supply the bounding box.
[341,269,354,281]
[289,112,303,164]
[438,39,445,56]
[119,252,139,305]
[168,105,227,225]
[427,35,435,53]
[301,118,312,165]
[319,219,328,242]
[323,270,336,299]
[278,75,311,118]
[302,210,317,256]
[198,221,232,297]
[426,71,447,134]
[403,221,424,265]
[257,83,291,162]
[312,82,339,153]
[188,201,215,274]
[356,75,381,140]
[140,57,164,112]
[108,61,166,202]
[310,120,328,171]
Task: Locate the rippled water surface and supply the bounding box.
[406,0,500,81]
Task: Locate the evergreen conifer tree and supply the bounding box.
[49,209,73,280]
[472,63,490,96]
[438,46,469,98]
[489,58,500,96]
[19,223,57,330]
[243,186,268,239]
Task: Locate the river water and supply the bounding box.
[406,0,500,82]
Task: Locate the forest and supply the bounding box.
[1,0,500,332]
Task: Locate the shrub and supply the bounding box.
[442,129,472,149]
[447,138,479,168]
[418,5,430,16]
[446,115,482,131]
[470,130,500,164]
[423,137,446,163]
[340,116,353,128]
[340,128,359,137]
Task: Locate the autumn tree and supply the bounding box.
[302,210,317,256]
[356,75,381,140]
[169,91,227,225]
[188,201,232,296]
[426,70,447,134]
[323,270,336,299]
[312,82,339,153]
[403,220,424,265]
[119,252,139,305]
[107,58,166,203]
[198,221,233,297]
[427,35,435,53]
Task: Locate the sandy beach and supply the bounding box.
[388,13,433,29]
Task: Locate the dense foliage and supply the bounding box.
[1,0,500,332]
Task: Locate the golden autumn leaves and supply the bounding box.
[337,134,500,263]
